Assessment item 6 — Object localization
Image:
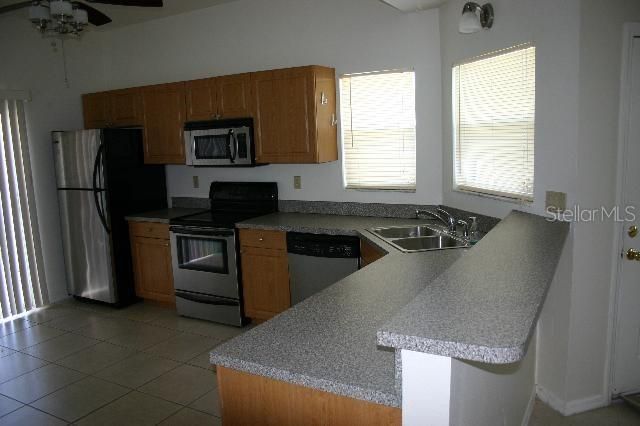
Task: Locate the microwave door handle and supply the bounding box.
[232,131,239,162]
[226,129,235,164]
[191,134,197,161]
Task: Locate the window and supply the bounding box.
[453,44,536,201]
[340,70,416,190]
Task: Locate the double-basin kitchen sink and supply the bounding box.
[368,224,470,253]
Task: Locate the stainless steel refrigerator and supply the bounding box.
[53,129,167,305]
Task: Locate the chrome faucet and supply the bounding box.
[416,208,457,233]
[416,208,471,239]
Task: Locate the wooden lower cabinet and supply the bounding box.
[129,221,175,304]
[360,238,386,268]
[217,367,401,426]
[239,229,290,321]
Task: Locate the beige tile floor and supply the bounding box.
[0,300,639,425]
[0,299,248,425]
[529,398,640,426]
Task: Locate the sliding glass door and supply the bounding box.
[0,92,48,319]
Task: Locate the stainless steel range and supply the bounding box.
[169,182,278,326]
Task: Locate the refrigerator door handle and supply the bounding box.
[92,143,110,234]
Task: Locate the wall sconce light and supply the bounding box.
[459,2,494,34]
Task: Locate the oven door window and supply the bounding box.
[193,134,229,160]
[176,235,229,274]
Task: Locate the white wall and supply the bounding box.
[450,337,536,426]
[0,16,109,302]
[100,0,443,205]
[566,0,640,411]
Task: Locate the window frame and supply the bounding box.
[451,44,536,203]
[339,69,417,192]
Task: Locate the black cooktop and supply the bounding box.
[170,210,268,229]
[170,181,278,229]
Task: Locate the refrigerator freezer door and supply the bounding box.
[53,130,103,189]
[58,189,116,303]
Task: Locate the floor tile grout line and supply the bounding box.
[18,338,104,365]
[0,366,88,410]
[55,388,137,425]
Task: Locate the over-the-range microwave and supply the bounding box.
[184,118,257,167]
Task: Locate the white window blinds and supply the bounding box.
[340,70,416,190]
[0,94,48,319]
[453,45,536,201]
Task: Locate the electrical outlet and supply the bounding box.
[293,176,302,190]
[545,191,567,212]
[192,175,199,189]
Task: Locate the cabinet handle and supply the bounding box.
[331,113,338,127]
[320,92,329,105]
[258,237,264,242]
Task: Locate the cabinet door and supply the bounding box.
[131,235,175,303]
[251,67,315,163]
[185,78,217,122]
[217,73,252,119]
[142,83,187,164]
[110,88,143,127]
[241,247,290,320]
[82,92,111,129]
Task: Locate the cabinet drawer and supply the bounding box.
[129,221,169,239]
[239,228,286,250]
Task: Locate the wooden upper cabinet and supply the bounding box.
[82,92,110,129]
[185,73,251,122]
[142,82,187,164]
[185,78,216,122]
[82,89,143,129]
[251,66,338,164]
[109,88,143,127]
[217,73,252,119]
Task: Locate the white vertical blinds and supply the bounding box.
[453,44,536,200]
[340,70,416,190]
[0,96,48,319]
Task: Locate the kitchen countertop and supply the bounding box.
[125,208,205,224]
[211,210,569,408]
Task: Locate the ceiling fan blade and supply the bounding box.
[0,1,33,15]
[72,1,112,26]
[85,0,163,6]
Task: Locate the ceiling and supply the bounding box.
[0,0,238,29]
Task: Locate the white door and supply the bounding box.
[613,35,640,395]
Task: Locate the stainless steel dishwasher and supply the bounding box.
[286,233,360,305]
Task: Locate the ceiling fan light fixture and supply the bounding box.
[28,4,51,24]
[73,8,88,26]
[50,0,73,19]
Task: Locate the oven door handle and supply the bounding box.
[175,290,239,307]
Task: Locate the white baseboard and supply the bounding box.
[521,387,537,426]
[564,394,608,415]
[536,385,608,416]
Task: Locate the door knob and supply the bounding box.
[626,248,640,261]
[629,225,638,238]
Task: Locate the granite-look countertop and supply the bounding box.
[125,208,205,224]
[210,210,569,408]
[377,211,569,364]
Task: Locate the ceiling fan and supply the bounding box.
[0,0,163,35]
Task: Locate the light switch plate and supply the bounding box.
[192,175,199,189]
[294,176,302,190]
[545,191,567,212]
